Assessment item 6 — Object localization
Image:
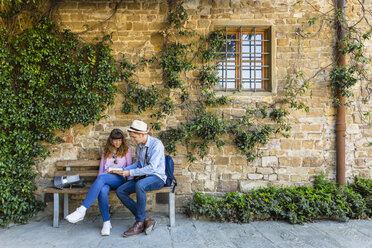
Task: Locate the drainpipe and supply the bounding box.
[335,0,346,185]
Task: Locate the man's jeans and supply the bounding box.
[116,175,164,222]
[82,174,126,221]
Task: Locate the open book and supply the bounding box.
[108,167,123,172]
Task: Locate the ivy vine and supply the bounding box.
[0,2,128,225]
[294,0,371,146]
[121,1,309,162]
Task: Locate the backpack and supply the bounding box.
[164,155,177,193]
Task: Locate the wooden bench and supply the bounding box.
[43,160,181,228]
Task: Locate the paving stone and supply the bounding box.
[1,213,372,248]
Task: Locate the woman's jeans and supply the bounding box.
[116,175,164,222]
[82,174,125,221]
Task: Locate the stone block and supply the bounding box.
[302,157,324,167]
[191,180,205,191]
[196,173,209,180]
[197,20,210,28]
[212,0,230,8]
[223,145,241,155]
[204,180,215,191]
[176,176,192,193]
[230,108,246,117]
[230,156,247,165]
[47,146,62,158]
[112,120,132,127]
[94,124,104,131]
[217,180,239,192]
[127,3,141,10]
[280,140,301,150]
[301,124,322,132]
[58,2,78,9]
[243,166,256,174]
[216,165,227,173]
[78,2,97,9]
[143,3,158,10]
[256,167,274,174]
[61,147,78,160]
[188,163,205,172]
[268,139,280,149]
[268,174,278,181]
[78,148,100,159]
[262,156,278,167]
[199,8,211,15]
[308,133,322,139]
[279,157,302,167]
[215,156,229,165]
[248,174,263,180]
[277,39,289,46]
[355,158,366,168]
[239,180,268,192]
[183,0,199,9]
[290,175,307,182]
[222,174,232,180]
[231,173,243,180]
[225,165,242,173]
[302,140,314,149]
[73,124,92,137]
[277,174,289,181]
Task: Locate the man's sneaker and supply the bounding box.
[65,206,86,223]
[101,221,112,236]
[144,217,156,235]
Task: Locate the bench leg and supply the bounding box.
[53,193,59,228]
[169,192,175,227]
[64,193,69,218]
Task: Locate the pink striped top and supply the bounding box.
[98,147,133,180]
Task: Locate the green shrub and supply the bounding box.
[187,175,370,224]
[349,176,372,216]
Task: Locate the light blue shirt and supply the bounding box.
[125,135,167,182]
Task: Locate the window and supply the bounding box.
[215,27,271,92]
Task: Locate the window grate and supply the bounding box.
[215,27,271,91]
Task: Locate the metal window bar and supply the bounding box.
[239,26,242,90]
[225,27,227,92]
[254,27,256,92]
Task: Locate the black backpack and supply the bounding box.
[164,155,177,193]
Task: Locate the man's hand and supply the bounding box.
[111,170,130,177]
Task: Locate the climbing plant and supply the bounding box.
[121,1,309,162]
[0,1,128,225]
[293,0,371,145]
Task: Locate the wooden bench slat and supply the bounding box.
[43,184,183,194]
[43,187,90,194]
[56,160,100,167]
[54,170,98,177]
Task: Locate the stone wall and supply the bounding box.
[37,0,372,212]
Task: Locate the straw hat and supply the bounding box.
[127,120,148,134]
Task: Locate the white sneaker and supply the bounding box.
[101,221,112,236]
[65,206,86,223]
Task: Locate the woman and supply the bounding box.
[65,129,132,236]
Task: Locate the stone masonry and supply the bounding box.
[37,0,372,212]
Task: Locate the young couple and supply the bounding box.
[65,120,166,237]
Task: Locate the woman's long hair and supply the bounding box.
[103,129,129,159]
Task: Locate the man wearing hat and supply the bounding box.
[112,120,166,237]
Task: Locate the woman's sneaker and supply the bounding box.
[65,206,86,223]
[101,221,112,236]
